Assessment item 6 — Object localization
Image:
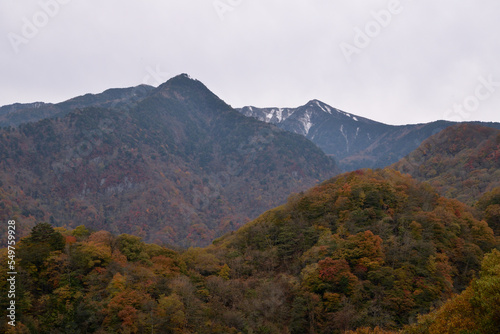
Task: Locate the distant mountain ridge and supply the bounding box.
[0,84,155,127]
[238,101,500,171]
[4,81,500,173]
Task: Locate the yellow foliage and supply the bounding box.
[155,293,186,333]
[107,272,126,297]
[427,288,476,334]
[218,263,231,280]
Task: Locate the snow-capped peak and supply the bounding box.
[306,100,360,122]
[308,99,333,115]
[315,101,331,114]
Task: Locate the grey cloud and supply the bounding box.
[1,0,499,125]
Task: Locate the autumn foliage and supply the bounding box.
[392,123,500,205]
[1,169,498,333]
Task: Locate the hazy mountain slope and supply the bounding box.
[391,123,500,205]
[239,100,392,166]
[239,101,500,171]
[0,84,155,127]
[0,74,339,247]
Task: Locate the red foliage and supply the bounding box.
[318,258,351,283]
[65,235,77,244]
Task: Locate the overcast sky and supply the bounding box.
[1,0,499,125]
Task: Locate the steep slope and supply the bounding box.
[0,74,339,247]
[391,123,500,205]
[0,84,155,127]
[239,101,500,171]
[3,169,496,333]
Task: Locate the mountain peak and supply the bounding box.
[307,99,325,105]
[180,73,194,79]
[303,100,362,121]
[155,73,216,101]
[173,73,196,81]
[165,73,197,84]
[305,99,335,115]
[151,74,235,117]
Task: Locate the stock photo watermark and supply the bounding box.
[192,161,242,211]
[170,126,279,240]
[6,219,17,327]
[397,71,499,174]
[143,65,170,87]
[339,0,407,64]
[187,124,306,215]
[213,0,244,21]
[51,118,114,176]
[443,75,500,122]
[7,0,72,54]
[51,64,170,176]
[397,127,446,176]
[192,127,274,210]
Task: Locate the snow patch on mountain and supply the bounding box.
[273,108,281,122]
[340,124,349,152]
[315,101,332,114]
[274,108,288,122]
[265,110,273,122]
[300,109,313,135]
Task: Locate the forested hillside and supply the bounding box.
[0,74,338,247]
[392,123,500,204]
[2,169,497,333]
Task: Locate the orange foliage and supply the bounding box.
[65,235,77,244]
[427,289,477,334]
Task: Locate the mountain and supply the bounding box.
[0,84,155,127]
[3,169,497,333]
[391,123,500,205]
[5,88,500,174]
[0,74,339,247]
[238,100,500,171]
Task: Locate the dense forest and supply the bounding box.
[2,169,499,333]
[392,123,500,204]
